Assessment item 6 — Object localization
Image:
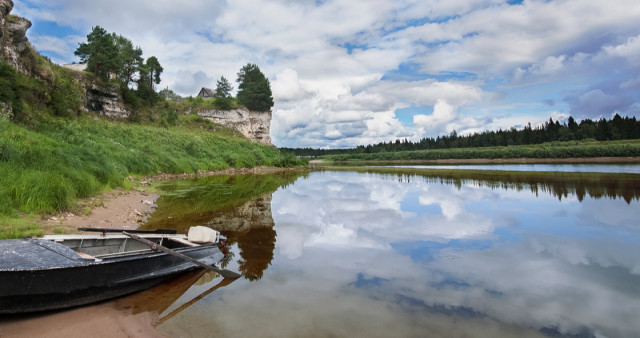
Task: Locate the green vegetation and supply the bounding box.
[0,59,83,122]
[320,139,640,162]
[0,116,306,216]
[213,76,234,110]
[0,216,44,239]
[75,26,163,106]
[236,63,274,112]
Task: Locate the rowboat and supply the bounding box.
[0,226,239,314]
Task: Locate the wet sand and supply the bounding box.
[0,303,163,338]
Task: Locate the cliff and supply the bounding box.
[197,108,272,145]
[82,79,130,119]
[0,0,32,74]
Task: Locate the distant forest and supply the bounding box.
[284,114,640,157]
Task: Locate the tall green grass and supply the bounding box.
[0,117,306,215]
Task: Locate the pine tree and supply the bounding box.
[236,64,273,111]
[74,26,118,81]
[214,76,233,110]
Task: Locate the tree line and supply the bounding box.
[285,114,640,157]
[74,26,274,112]
[74,26,163,107]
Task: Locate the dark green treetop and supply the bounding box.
[214,75,233,109]
[236,63,273,111]
[74,26,118,81]
[112,34,143,86]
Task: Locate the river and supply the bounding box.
[3,166,640,337]
[145,167,640,337]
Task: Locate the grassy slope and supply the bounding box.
[320,139,640,162]
[0,116,302,219]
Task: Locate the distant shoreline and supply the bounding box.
[311,157,640,165]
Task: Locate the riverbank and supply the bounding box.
[311,156,640,165]
[37,165,310,235]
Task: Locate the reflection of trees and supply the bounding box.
[141,172,307,281]
[234,227,277,281]
[214,194,277,281]
[352,168,640,204]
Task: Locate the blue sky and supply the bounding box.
[13,0,640,148]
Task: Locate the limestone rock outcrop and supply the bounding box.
[83,81,130,119]
[0,0,33,74]
[197,108,272,145]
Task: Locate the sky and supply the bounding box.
[12,0,640,148]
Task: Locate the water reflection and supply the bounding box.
[149,169,640,337]
[326,167,640,203]
[143,172,305,281]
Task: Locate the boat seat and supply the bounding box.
[76,251,97,260]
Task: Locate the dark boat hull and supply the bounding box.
[0,240,223,314]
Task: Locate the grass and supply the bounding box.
[0,216,44,239]
[0,116,307,217]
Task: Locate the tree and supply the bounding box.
[113,34,143,87]
[236,63,273,111]
[74,26,118,81]
[213,76,233,109]
[145,56,163,89]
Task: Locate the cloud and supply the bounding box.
[14,0,640,147]
[172,70,215,96]
[566,89,635,118]
[603,34,640,65]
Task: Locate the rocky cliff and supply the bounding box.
[197,108,272,145]
[0,0,32,74]
[82,80,130,119]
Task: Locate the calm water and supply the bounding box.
[391,163,640,173]
[136,168,640,338]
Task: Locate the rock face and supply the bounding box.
[0,0,33,74]
[197,108,272,145]
[83,80,129,119]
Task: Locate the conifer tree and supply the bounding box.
[236,64,273,111]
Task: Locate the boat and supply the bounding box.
[0,226,239,314]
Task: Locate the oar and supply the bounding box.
[122,231,241,279]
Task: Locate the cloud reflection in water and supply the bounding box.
[159,170,640,338]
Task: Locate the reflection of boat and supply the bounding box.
[0,227,230,314]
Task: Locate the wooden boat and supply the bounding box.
[0,226,238,314]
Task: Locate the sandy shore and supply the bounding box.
[40,189,159,235]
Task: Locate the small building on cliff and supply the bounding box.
[196,87,214,98]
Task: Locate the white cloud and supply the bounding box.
[14,0,640,147]
[604,34,640,65]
